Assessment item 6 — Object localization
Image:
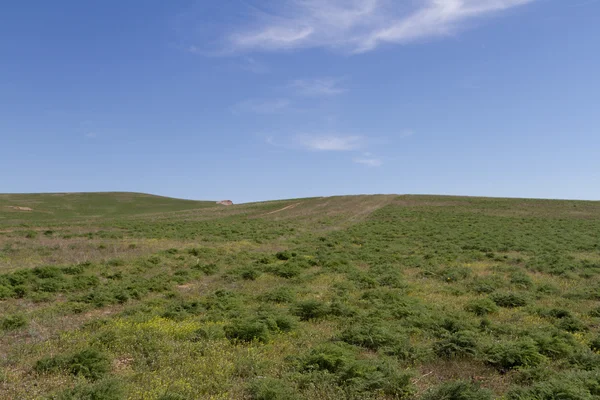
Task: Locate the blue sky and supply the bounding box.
[1,0,599,203]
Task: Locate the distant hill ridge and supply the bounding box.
[0,192,215,221]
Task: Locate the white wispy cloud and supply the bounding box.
[295,134,363,151]
[289,77,346,96]
[233,98,291,114]
[353,157,383,167]
[241,57,270,74]
[226,0,536,53]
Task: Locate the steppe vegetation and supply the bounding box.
[1,192,600,399]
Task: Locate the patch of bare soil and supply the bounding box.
[7,206,33,211]
[263,203,300,215]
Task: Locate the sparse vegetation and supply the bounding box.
[1,193,600,398]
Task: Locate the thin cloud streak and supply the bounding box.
[353,157,383,167]
[289,78,346,96]
[295,134,363,151]
[226,0,537,53]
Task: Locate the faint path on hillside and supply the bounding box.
[263,203,301,215]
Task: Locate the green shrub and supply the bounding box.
[536,283,560,295]
[249,377,299,400]
[302,343,355,374]
[422,380,493,400]
[275,251,293,261]
[269,314,297,333]
[506,371,600,400]
[292,300,330,321]
[52,379,124,400]
[465,298,499,316]
[369,264,406,288]
[491,292,528,308]
[162,300,203,321]
[32,266,62,279]
[71,275,100,290]
[191,324,226,341]
[589,336,600,352]
[259,287,295,303]
[224,319,270,343]
[469,275,504,294]
[322,256,351,272]
[192,262,219,275]
[267,263,303,279]
[510,271,534,289]
[339,320,403,350]
[35,348,111,380]
[485,339,545,371]
[533,330,579,359]
[439,266,472,283]
[348,271,378,289]
[340,359,413,397]
[433,331,478,359]
[0,285,14,300]
[157,394,187,400]
[328,299,358,317]
[301,344,413,397]
[62,264,86,275]
[238,267,261,281]
[1,313,28,331]
[201,290,244,319]
[556,316,587,333]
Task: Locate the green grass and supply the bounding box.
[0,192,215,224]
[1,193,600,399]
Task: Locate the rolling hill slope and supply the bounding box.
[0,192,215,224]
[1,193,600,399]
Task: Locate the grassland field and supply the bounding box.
[1,192,600,400]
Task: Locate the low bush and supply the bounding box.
[249,377,299,400]
[465,298,499,316]
[192,262,219,276]
[439,266,472,283]
[469,275,504,294]
[533,330,579,360]
[238,267,262,281]
[52,378,124,400]
[0,284,13,300]
[258,287,296,303]
[491,292,528,308]
[224,319,270,343]
[433,331,478,359]
[302,343,355,374]
[1,313,28,331]
[506,371,600,400]
[35,348,111,380]
[292,300,330,321]
[485,339,545,371]
[267,263,303,279]
[301,343,413,397]
[338,319,403,350]
[556,316,587,333]
[589,336,600,353]
[157,394,187,400]
[510,271,534,289]
[422,380,493,400]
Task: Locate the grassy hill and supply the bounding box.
[0,192,216,224]
[1,193,600,399]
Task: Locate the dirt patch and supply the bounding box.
[7,206,33,211]
[263,203,300,215]
[216,200,233,206]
